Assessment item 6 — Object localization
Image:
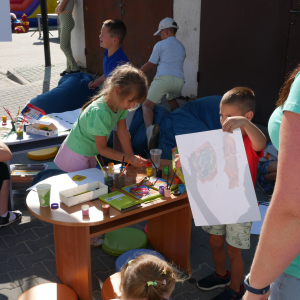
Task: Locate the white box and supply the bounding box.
[59,181,108,207]
[26,123,58,137]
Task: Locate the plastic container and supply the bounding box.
[81,204,89,216]
[115,173,125,189]
[102,204,110,216]
[164,188,171,197]
[150,149,162,168]
[178,184,185,194]
[146,167,152,177]
[159,185,165,196]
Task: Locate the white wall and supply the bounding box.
[71,0,86,68]
[0,0,12,42]
[174,0,201,98]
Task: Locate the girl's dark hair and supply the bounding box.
[120,254,182,300]
[82,64,148,111]
[277,64,300,107]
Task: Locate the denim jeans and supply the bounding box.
[270,272,300,300]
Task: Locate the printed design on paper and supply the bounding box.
[72,175,87,182]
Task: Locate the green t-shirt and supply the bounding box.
[66,96,127,156]
[268,71,300,279]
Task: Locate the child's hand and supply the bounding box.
[174,154,182,169]
[222,116,248,133]
[131,155,147,168]
[88,81,98,89]
[55,5,62,15]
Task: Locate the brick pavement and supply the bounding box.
[0,29,269,300]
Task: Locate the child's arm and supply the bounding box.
[88,75,105,89]
[222,117,266,152]
[116,119,134,155]
[174,154,182,169]
[140,62,155,73]
[95,136,147,167]
[0,141,12,162]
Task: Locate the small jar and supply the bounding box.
[115,173,125,189]
[102,204,110,216]
[174,176,181,184]
[81,204,89,216]
[164,166,170,176]
[156,169,162,178]
[104,176,113,187]
[146,167,152,177]
[164,188,171,197]
[159,185,165,196]
[178,184,185,194]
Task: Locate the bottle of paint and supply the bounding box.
[174,176,181,184]
[81,204,89,216]
[102,204,110,216]
[164,166,169,176]
[108,162,114,176]
[146,167,152,177]
[159,185,165,196]
[15,121,24,138]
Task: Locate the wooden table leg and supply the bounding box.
[53,224,92,300]
[147,205,192,275]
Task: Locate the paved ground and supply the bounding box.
[0,29,270,300]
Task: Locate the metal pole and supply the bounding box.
[40,0,51,66]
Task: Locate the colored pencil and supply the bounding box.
[134,176,146,191]
[95,155,108,178]
[144,150,157,171]
[122,155,125,168]
[14,106,21,121]
[138,154,148,168]
[92,71,98,83]
[121,161,130,176]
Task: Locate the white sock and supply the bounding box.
[146,125,153,134]
[8,211,16,221]
[1,212,8,218]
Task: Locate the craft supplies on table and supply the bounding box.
[21,103,46,120]
[144,176,178,191]
[99,191,141,212]
[171,146,185,184]
[60,181,108,207]
[122,183,161,202]
[26,122,58,137]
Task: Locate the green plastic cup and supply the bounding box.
[36,183,51,207]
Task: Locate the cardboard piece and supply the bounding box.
[175,129,261,226]
[26,122,58,137]
[60,181,108,206]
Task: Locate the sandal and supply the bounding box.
[90,236,103,248]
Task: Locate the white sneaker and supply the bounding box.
[146,124,160,150]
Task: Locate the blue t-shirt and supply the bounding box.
[149,36,186,80]
[268,71,300,279]
[103,47,129,78]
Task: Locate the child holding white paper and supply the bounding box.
[175,87,266,300]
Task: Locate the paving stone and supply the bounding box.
[10,262,50,287]
[0,257,24,275]
[0,238,8,250]
[26,233,54,253]
[0,273,15,290]
[92,274,101,291]
[0,286,24,300]
[32,224,53,238]
[0,222,17,237]
[42,259,57,275]
[48,245,56,256]
[94,270,115,290]
[10,217,45,235]
[97,253,117,270]
[34,274,62,285]
[18,247,55,269]
[0,243,30,264]
[92,290,103,300]
[91,257,109,274]
[3,229,38,248]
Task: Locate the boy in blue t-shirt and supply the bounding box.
[88,19,132,153]
[88,19,129,89]
[140,17,186,150]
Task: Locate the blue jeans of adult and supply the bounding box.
[270,272,300,300]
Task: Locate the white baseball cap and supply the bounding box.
[154,17,179,36]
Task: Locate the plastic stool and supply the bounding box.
[115,248,166,272]
[18,283,77,300]
[102,227,147,256]
[101,272,122,300]
[27,147,58,160]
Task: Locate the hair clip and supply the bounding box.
[162,269,167,274]
[162,280,167,285]
[128,259,134,265]
[147,281,157,286]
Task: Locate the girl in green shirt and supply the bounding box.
[54,64,148,172]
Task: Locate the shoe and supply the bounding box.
[67,70,80,74]
[146,124,160,150]
[0,211,22,228]
[212,285,245,300]
[90,235,103,248]
[197,271,230,290]
[257,174,274,197]
[60,70,69,76]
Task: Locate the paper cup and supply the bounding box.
[36,183,51,207]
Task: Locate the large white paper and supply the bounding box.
[27,168,105,202]
[250,203,269,235]
[176,129,261,226]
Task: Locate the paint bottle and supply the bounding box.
[108,162,114,176]
[146,167,152,177]
[156,169,162,178]
[164,188,171,197]
[104,176,113,187]
[164,166,169,176]
[174,176,181,184]
[2,116,7,123]
[102,204,110,216]
[81,204,89,216]
[159,185,165,196]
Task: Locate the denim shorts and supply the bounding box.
[270,272,300,300]
[257,161,272,175]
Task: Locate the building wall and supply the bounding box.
[174,0,201,98]
[71,0,86,68]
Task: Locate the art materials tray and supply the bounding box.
[59,181,108,207]
[26,122,58,137]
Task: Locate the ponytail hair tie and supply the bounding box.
[128,259,134,265]
[147,281,157,286]
[162,269,167,274]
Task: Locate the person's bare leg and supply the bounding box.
[209,235,227,277]
[168,98,179,112]
[142,99,156,130]
[0,180,9,216]
[227,244,244,292]
[113,131,124,153]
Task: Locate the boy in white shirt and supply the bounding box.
[140,17,186,150]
